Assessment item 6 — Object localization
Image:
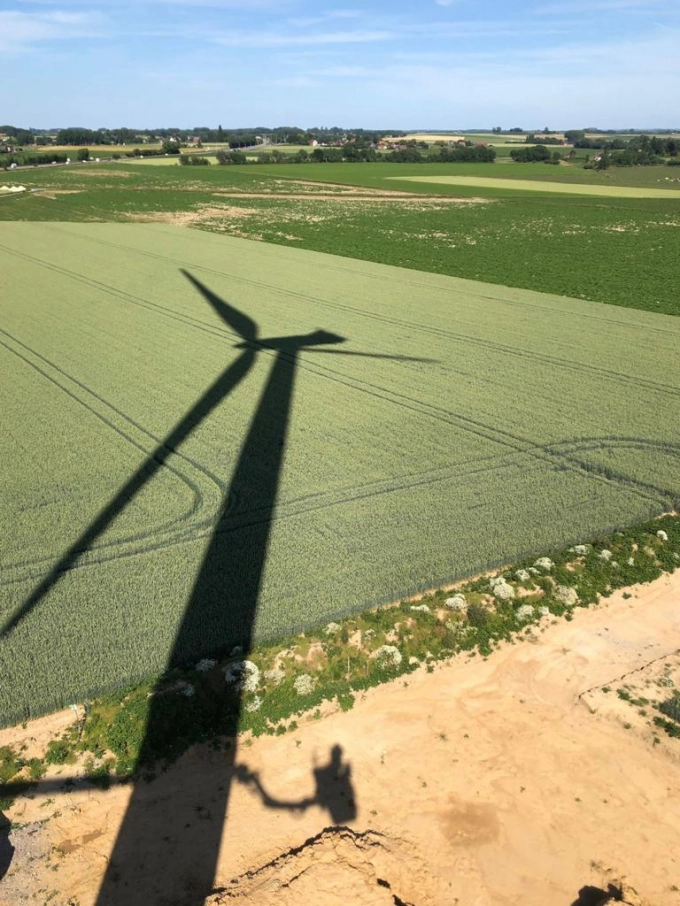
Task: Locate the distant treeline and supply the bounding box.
[511,135,679,168]
[216,144,496,165]
[573,134,678,154]
[0,150,70,167]
[0,146,166,168]
[0,125,404,148]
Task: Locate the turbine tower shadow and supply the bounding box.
[1,270,432,903]
[96,273,350,903]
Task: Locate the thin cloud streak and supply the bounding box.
[535,0,667,14]
[212,28,398,47]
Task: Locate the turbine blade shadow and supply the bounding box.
[1,349,256,638]
[309,349,437,363]
[181,269,258,342]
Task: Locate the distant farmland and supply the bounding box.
[1,222,680,723]
[390,175,680,198]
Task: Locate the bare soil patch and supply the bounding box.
[33,189,83,199]
[124,205,263,227]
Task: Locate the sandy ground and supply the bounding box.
[2,573,679,906]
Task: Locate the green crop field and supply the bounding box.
[2,161,680,316]
[1,221,680,724]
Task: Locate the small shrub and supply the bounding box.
[45,738,73,766]
[466,604,489,629]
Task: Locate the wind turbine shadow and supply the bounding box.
[92,273,350,903]
[2,270,420,904]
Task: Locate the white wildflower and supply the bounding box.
[408,656,420,667]
[293,674,315,695]
[363,629,375,640]
[533,557,554,571]
[538,605,550,617]
[556,585,578,607]
[599,549,613,561]
[515,569,531,582]
[195,658,216,673]
[492,580,515,601]
[445,594,467,611]
[373,645,403,668]
[528,567,540,576]
[264,666,285,686]
[410,604,431,613]
[627,557,635,566]
[325,622,341,635]
[225,660,260,693]
[516,604,535,622]
[230,645,243,657]
[245,695,262,713]
[657,530,669,542]
[570,544,589,556]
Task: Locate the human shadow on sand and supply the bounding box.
[235,744,357,823]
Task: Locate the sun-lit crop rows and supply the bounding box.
[1,222,679,723]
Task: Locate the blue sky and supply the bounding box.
[2,0,678,129]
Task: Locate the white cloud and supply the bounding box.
[0,9,102,54]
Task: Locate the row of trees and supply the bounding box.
[0,124,407,148]
[216,143,496,166]
[574,134,678,155]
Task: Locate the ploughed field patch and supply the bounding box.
[1,222,680,723]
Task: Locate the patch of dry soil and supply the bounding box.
[2,573,679,906]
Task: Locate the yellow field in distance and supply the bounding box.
[381,133,466,144]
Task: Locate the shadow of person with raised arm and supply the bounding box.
[235,744,357,823]
[0,812,14,883]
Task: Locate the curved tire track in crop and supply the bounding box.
[0,329,227,582]
[2,228,679,592]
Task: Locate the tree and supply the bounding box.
[76,148,90,161]
[215,149,246,165]
[510,144,551,162]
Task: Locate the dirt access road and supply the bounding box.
[2,574,679,906]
